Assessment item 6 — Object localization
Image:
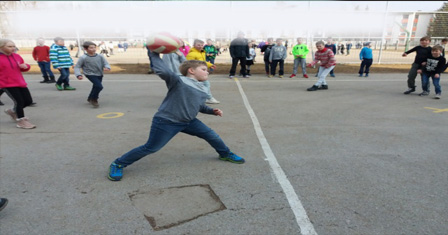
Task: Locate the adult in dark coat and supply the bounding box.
[229,31,249,78]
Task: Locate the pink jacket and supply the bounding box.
[0,53,30,88]
[179,45,191,57]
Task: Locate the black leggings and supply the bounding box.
[2,87,33,119]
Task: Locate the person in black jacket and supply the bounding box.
[402,36,432,94]
[229,32,249,78]
[261,38,274,76]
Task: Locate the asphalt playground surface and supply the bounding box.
[1,73,447,235]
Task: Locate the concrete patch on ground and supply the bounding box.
[128,184,226,231]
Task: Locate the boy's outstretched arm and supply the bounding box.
[199,104,216,115]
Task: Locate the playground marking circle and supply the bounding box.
[97,112,125,119]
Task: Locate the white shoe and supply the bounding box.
[16,118,36,129]
[434,94,441,99]
[206,97,220,104]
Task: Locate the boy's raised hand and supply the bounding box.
[213,108,223,117]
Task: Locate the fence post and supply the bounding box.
[378,1,389,65]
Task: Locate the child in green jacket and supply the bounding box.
[290,38,309,78]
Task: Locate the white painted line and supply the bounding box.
[234,78,317,235]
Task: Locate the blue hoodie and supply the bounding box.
[359,47,373,60]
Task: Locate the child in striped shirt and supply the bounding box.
[50,37,75,91]
[307,41,336,91]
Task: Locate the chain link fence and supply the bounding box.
[8,36,447,66]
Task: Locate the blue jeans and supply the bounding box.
[206,57,215,72]
[422,73,441,94]
[114,117,231,167]
[38,61,54,77]
[85,75,103,99]
[57,68,70,87]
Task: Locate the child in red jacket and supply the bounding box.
[32,38,55,83]
[0,39,36,129]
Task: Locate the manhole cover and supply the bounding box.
[128,184,226,231]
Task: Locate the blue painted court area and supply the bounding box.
[1,73,447,234]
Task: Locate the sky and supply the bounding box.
[4,1,447,39]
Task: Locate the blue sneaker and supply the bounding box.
[330,74,336,77]
[108,162,124,181]
[365,74,369,77]
[219,152,245,164]
[358,74,363,77]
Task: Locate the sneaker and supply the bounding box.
[330,74,336,77]
[229,75,235,79]
[303,74,309,78]
[219,152,245,164]
[16,118,36,129]
[4,109,17,121]
[268,75,273,78]
[0,100,4,106]
[206,97,220,104]
[289,74,296,78]
[89,99,99,108]
[243,75,250,78]
[434,93,441,99]
[0,198,8,212]
[404,87,416,94]
[266,73,270,77]
[418,91,429,96]
[279,75,284,78]
[358,74,363,77]
[55,83,63,91]
[365,74,369,77]
[318,85,328,90]
[108,162,124,181]
[64,86,76,91]
[307,85,319,91]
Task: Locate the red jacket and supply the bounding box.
[0,53,30,88]
[32,45,50,62]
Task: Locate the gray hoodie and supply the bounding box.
[74,53,110,77]
[149,52,215,123]
[269,45,287,61]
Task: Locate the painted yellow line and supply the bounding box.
[424,107,448,113]
[96,112,125,119]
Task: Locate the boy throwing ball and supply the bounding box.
[107,51,245,181]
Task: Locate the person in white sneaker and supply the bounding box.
[0,39,36,129]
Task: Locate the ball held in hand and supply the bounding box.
[147,32,182,54]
